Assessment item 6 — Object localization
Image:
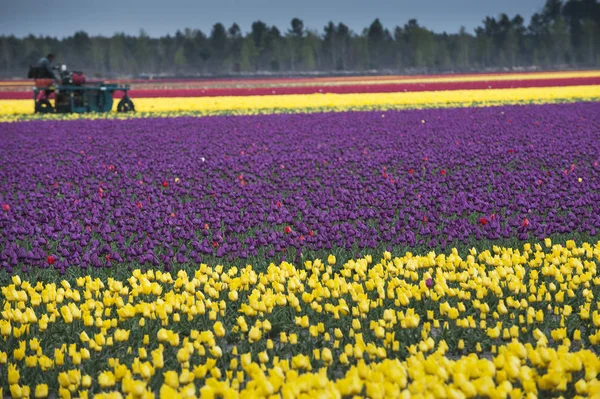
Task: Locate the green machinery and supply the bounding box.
[34,82,135,114]
[31,65,135,114]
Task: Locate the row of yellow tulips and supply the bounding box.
[1,239,599,398]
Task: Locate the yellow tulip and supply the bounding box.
[322,348,333,365]
[213,321,226,338]
[8,363,20,384]
[163,371,179,389]
[58,372,70,388]
[81,375,92,388]
[34,384,48,398]
[98,371,116,388]
[248,326,262,343]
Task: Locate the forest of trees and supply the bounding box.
[1,0,599,77]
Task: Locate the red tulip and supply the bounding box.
[162,181,168,187]
[309,230,315,237]
[276,201,282,208]
[523,218,530,227]
[440,169,447,175]
[47,256,55,265]
[2,204,9,212]
[479,217,489,225]
[284,226,292,234]
[408,169,414,175]
[299,235,305,241]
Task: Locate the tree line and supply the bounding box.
[1,0,598,77]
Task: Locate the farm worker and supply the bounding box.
[37,53,58,81]
[36,53,58,101]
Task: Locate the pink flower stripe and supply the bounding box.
[0,70,595,88]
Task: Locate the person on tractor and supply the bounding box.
[37,53,58,81]
[35,53,59,102]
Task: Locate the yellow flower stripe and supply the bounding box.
[1,239,599,398]
[233,70,600,88]
[130,85,600,113]
[1,85,599,122]
[1,70,599,89]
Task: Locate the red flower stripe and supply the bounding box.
[0,70,592,88]
[0,76,598,100]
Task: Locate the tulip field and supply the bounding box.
[1,71,600,398]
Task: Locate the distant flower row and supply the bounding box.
[0,84,599,121]
[2,75,599,100]
[2,70,599,90]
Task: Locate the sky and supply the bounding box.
[1,0,545,38]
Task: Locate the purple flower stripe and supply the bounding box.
[1,103,599,272]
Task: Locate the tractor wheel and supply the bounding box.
[35,99,54,114]
[117,97,135,113]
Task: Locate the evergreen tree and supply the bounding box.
[1,0,598,77]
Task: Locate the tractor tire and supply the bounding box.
[117,97,135,113]
[35,99,54,114]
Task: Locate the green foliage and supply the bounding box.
[173,47,187,72]
[240,37,258,72]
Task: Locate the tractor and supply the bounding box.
[28,64,135,114]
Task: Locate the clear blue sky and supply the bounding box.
[1,0,545,38]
